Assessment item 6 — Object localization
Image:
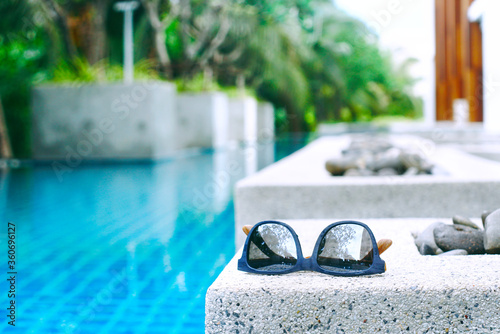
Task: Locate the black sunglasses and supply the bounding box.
[238,220,387,276]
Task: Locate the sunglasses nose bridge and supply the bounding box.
[303,256,314,271]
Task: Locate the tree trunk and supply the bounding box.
[87,1,109,65]
[141,0,174,78]
[42,0,78,60]
[287,109,302,132]
[203,66,214,90]
[154,28,172,78]
[237,73,245,93]
[347,103,358,122]
[0,97,12,159]
[331,95,341,121]
[59,17,78,60]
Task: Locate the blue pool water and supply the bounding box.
[0,137,309,333]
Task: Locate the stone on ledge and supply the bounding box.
[484,209,500,254]
[438,249,468,256]
[452,215,480,229]
[433,224,485,254]
[414,222,443,255]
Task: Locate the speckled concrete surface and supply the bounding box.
[206,219,500,333]
[235,136,500,248]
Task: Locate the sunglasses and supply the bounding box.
[238,220,391,276]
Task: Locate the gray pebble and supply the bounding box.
[400,150,434,172]
[438,249,468,256]
[367,148,404,171]
[403,167,419,176]
[420,243,435,255]
[434,224,485,254]
[414,222,444,255]
[484,208,500,254]
[377,167,398,176]
[452,215,479,230]
[325,157,359,176]
[482,210,492,228]
[343,168,374,177]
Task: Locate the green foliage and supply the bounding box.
[0,0,49,158]
[211,0,422,131]
[274,108,290,133]
[174,74,257,99]
[174,73,222,92]
[220,86,256,98]
[50,58,160,84]
[165,19,184,63]
[295,5,423,127]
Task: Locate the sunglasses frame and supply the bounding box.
[238,220,386,276]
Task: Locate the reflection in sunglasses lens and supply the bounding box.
[317,224,373,272]
[247,223,298,272]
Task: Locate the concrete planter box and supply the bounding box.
[176,92,229,149]
[206,218,500,333]
[32,82,177,161]
[257,101,274,142]
[228,97,258,144]
[235,136,500,248]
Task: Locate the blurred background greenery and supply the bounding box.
[0,0,422,158]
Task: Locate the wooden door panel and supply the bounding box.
[435,0,483,122]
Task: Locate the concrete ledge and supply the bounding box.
[228,97,258,143]
[32,82,177,160]
[206,219,500,333]
[177,92,229,149]
[455,143,500,163]
[317,122,496,143]
[235,136,500,248]
[257,102,274,142]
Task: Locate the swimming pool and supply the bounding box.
[0,137,309,333]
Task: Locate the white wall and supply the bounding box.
[31,82,177,161]
[176,92,229,149]
[227,97,258,144]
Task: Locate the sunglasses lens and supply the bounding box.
[317,224,373,272]
[247,223,297,272]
